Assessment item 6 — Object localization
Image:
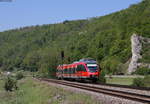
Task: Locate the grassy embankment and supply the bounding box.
[0,77,101,104]
[106,75,150,87]
[106,77,135,85]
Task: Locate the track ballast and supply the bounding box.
[38,78,150,104]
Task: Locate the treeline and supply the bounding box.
[0,0,150,76]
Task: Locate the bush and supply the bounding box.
[134,67,150,75]
[4,76,18,91]
[132,76,150,87]
[132,77,144,87]
[99,70,106,83]
[143,75,150,87]
[16,71,24,80]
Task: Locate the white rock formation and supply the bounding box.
[128,34,150,74]
[128,34,142,74]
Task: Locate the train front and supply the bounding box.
[85,61,100,82]
[87,64,99,80]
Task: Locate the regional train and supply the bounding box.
[56,58,101,82]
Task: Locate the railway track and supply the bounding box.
[96,82,150,91]
[39,78,150,104]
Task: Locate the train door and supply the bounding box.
[76,65,81,78]
[76,64,87,78]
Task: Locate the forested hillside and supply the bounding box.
[0,0,150,76]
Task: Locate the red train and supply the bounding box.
[56,59,101,82]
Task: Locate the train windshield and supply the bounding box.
[87,64,98,72]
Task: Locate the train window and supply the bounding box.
[66,68,68,74]
[70,68,72,74]
[73,68,75,74]
[68,68,70,74]
[70,68,73,74]
[80,65,86,72]
[64,68,67,74]
[72,68,73,74]
[67,68,69,74]
[77,65,80,71]
[77,65,86,72]
[87,65,98,72]
[66,68,69,74]
[69,68,71,74]
[71,68,73,74]
[76,65,80,71]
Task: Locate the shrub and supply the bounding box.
[99,70,106,83]
[134,67,150,75]
[132,76,150,87]
[143,75,150,87]
[16,71,24,80]
[4,76,18,91]
[132,77,144,87]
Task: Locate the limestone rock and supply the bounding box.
[128,34,150,74]
[128,34,142,74]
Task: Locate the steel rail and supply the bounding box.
[39,78,150,104]
[96,83,150,91]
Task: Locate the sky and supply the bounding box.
[0,0,141,32]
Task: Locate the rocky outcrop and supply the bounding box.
[137,63,150,69]
[128,34,142,74]
[128,34,150,74]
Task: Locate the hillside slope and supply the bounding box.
[0,0,150,75]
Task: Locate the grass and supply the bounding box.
[0,75,5,90]
[106,77,134,85]
[0,80,4,90]
[0,77,102,104]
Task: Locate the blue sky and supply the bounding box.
[0,0,141,32]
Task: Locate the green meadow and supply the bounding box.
[0,77,101,104]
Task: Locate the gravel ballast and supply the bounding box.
[37,79,146,104]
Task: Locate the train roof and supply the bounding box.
[57,58,97,69]
[79,58,97,64]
